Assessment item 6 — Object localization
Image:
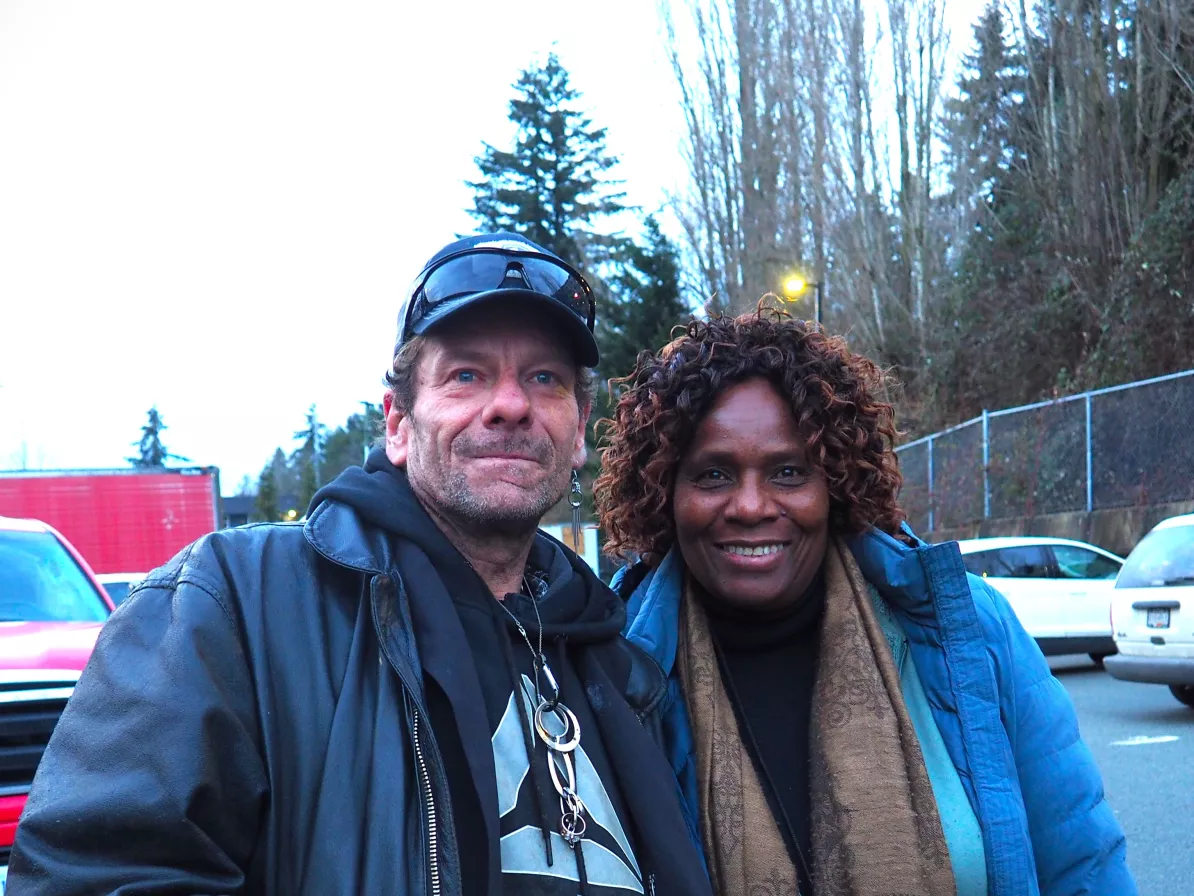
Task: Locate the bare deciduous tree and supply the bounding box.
[662,0,815,313]
[663,0,1194,430]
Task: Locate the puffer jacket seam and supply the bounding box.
[1074,815,1126,895]
[1031,778,1106,841]
[1016,663,1059,693]
[1022,736,1081,767]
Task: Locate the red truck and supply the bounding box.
[0,467,222,575]
[0,515,116,887]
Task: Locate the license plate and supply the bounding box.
[1147,608,1171,629]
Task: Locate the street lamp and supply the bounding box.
[781,274,823,326]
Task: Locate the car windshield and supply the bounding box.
[0,530,110,622]
[1117,525,1194,589]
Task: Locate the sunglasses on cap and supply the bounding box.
[400,246,596,341]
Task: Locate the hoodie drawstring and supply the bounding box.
[488,600,557,867]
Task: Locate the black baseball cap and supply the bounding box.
[395,232,599,366]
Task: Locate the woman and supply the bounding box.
[595,308,1134,896]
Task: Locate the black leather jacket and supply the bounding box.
[9,499,672,896]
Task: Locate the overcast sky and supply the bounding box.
[0,0,688,490]
[1,1,973,492]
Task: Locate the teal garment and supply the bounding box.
[871,591,989,896]
[616,528,1137,895]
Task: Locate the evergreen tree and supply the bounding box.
[321,402,384,482]
[254,463,280,522]
[250,404,384,523]
[933,3,1054,417]
[576,216,691,501]
[469,53,627,269]
[254,447,292,522]
[292,404,326,511]
[128,406,188,468]
[293,404,325,458]
[944,3,1026,219]
[597,216,691,387]
[263,447,297,507]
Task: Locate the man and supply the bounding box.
[9,234,712,896]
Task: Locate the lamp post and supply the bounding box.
[781,275,823,326]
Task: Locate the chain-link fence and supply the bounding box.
[933,422,986,531]
[897,369,1194,533]
[899,440,930,534]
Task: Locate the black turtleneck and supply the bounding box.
[702,568,826,894]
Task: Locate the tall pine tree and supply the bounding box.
[589,215,691,486]
[128,406,188,468]
[933,3,1055,418]
[469,53,627,269]
[944,2,1026,220]
[292,404,326,511]
[598,216,690,385]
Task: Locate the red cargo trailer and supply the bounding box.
[0,467,221,574]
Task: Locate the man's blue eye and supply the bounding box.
[534,372,556,385]
[456,371,476,383]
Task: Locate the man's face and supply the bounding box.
[384,305,589,535]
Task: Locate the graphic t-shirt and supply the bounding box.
[453,563,645,896]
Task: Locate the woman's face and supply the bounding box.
[673,377,831,612]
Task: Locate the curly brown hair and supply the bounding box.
[594,306,909,560]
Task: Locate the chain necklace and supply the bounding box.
[494,575,588,847]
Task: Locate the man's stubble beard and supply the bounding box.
[406,427,570,537]
[439,468,565,534]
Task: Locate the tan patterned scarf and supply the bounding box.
[676,537,955,896]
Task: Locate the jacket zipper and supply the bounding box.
[412,706,441,896]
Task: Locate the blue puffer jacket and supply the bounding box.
[614,526,1136,896]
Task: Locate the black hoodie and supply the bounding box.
[311,450,701,896]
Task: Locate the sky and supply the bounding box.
[0,0,687,490]
[0,1,975,492]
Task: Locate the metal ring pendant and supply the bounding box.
[534,701,581,753]
[547,750,577,797]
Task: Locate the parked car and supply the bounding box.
[956,536,1124,661]
[94,572,147,607]
[0,515,113,887]
[1105,513,1194,707]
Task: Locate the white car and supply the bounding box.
[94,572,146,607]
[1105,514,1194,707]
[956,537,1123,661]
